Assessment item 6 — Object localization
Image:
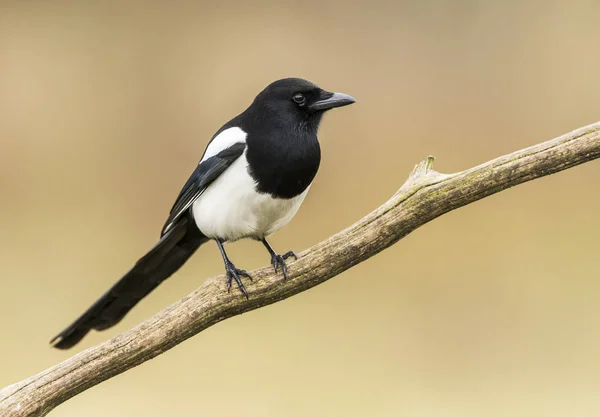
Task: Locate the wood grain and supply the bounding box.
[2,121,600,416]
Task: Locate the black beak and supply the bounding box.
[309,91,356,112]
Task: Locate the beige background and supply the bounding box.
[2,1,600,416]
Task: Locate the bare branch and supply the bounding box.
[2,121,600,416]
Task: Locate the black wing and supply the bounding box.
[161,142,246,235]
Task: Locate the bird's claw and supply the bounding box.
[271,251,297,280]
[282,250,297,261]
[225,262,252,299]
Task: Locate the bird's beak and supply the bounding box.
[309,91,356,112]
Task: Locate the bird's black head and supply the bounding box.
[238,78,354,199]
[249,78,356,132]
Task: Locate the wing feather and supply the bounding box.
[161,142,246,235]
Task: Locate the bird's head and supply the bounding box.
[250,78,356,131]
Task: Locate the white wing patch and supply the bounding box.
[201,127,248,163]
[191,125,309,241]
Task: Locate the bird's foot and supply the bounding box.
[225,262,252,299]
[270,251,298,280]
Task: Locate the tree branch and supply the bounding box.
[2,121,600,416]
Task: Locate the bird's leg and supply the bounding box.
[216,239,252,299]
[261,238,297,280]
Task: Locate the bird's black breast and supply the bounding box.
[245,128,321,199]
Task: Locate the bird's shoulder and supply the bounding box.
[160,125,248,236]
[199,114,248,160]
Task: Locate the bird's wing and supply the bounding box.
[161,142,246,235]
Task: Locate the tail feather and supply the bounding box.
[51,218,208,349]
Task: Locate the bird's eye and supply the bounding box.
[292,93,306,105]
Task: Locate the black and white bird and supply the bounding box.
[50,78,355,349]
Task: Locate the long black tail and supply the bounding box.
[50,218,209,349]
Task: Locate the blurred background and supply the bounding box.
[2,0,600,416]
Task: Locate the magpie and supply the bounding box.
[50,77,355,349]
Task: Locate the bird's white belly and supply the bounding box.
[192,153,309,241]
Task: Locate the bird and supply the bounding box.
[50,77,355,349]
